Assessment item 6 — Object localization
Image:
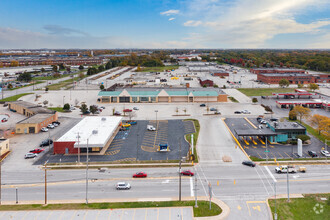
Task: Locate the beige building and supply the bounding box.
[0,138,10,157]
[8,101,54,117]
[16,113,58,134]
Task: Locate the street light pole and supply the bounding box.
[155,110,158,128]
[179,141,182,202]
[44,160,49,205]
[63,96,65,106]
[136,134,139,161]
[274,182,277,220]
[287,165,290,202]
[86,138,89,204]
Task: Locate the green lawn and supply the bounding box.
[184,119,200,163]
[0,93,34,102]
[0,201,221,217]
[33,74,74,80]
[238,88,296,96]
[228,96,239,103]
[140,65,179,72]
[269,194,330,220]
[48,107,66,112]
[9,81,43,90]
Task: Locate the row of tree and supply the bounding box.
[278,80,319,91]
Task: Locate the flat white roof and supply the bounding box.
[56,116,122,148]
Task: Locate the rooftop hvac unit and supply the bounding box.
[293,123,298,127]
[101,117,106,121]
[92,130,98,134]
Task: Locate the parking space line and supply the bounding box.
[95,210,100,220]
[45,211,53,220]
[257,152,263,158]
[108,210,112,220]
[70,211,77,220]
[145,209,148,220]
[284,152,292,159]
[132,209,136,220]
[270,152,276,158]
[278,152,284,159]
[157,208,159,220]
[169,208,171,220]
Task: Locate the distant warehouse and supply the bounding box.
[97,87,228,103]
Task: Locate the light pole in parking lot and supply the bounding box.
[155,110,158,128]
[44,160,49,205]
[63,96,65,106]
[86,138,89,204]
[136,134,139,161]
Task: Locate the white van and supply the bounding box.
[147,125,156,131]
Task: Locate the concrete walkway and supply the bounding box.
[224,89,252,103]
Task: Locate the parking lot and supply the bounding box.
[224,118,326,160]
[35,119,194,165]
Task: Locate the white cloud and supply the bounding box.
[160,9,180,16]
[181,0,330,48]
[169,17,175,21]
[183,20,203,27]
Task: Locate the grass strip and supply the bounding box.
[139,65,179,72]
[0,201,222,217]
[268,193,330,220]
[0,93,34,102]
[238,88,295,96]
[9,81,43,90]
[48,107,66,113]
[228,96,239,103]
[184,119,200,163]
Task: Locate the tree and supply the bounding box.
[292,106,311,123]
[53,72,61,78]
[89,105,98,114]
[128,111,136,120]
[310,114,330,135]
[297,83,303,88]
[79,72,85,79]
[105,61,112,70]
[98,65,105,72]
[80,103,88,114]
[279,79,290,88]
[308,83,319,91]
[52,65,58,72]
[66,66,71,72]
[252,98,258,103]
[136,64,142,72]
[100,84,105,90]
[41,68,45,73]
[17,72,32,82]
[59,63,65,70]
[296,134,310,143]
[289,110,297,120]
[63,103,70,111]
[79,65,84,70]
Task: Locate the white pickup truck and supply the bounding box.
[275,165,297,173]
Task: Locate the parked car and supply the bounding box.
[47,124,55,129]
[242,110,251,114]
[1,118,8,123]
[147,125,156,131]
[210,108,217,111]
[215,111,221,115]
[234,111,242,114]
[25,153,37,159]
[308,150,318,158]
[321,150,330,157]
[123,109,132,112]
[114,111,121,116]
[180,170,194,176]
[200,104,206,107]
[83,110,90,115]
[100,106,105,109]
[116,182,131,190]
[242,160,256,167]
[30,149,44,154]
[41,127,48,132]
[52,121,60,125]
[40,139,53,147]
[133,107,139,110]
[270,118,278,122]
[133,172,147,178]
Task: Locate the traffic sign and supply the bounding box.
[265,150,270,153]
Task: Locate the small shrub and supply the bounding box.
[252,97,258,103]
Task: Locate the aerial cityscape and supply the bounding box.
[0,1,329,219]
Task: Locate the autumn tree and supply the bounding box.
[310,114,330,135]
[279,79,290,88]
[289,110,297,120]
[292,106,311,123]
[308,83,319,91]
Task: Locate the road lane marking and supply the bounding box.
[190,177,194,197]
[195,165,208,197]
[277,178,330,182]
[246,201,267,216]
[265,166,277,182]
[254,166,270,195]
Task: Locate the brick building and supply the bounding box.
[250,68,306,74]
[199,77,214,87]
[257,73,315,84]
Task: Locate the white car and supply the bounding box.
[242,110,251,114]
[24,153,37,159]
[133,107,139,110]
[321,150,330,157]
[147,125,156,131]
[116,182,131,190]
[41,127,48,132]
[47,124,55,129]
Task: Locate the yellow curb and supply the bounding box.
[244,117,257,129]
[221,118,251,161]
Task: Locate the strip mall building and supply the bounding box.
[97,88,228,103]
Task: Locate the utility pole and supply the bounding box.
[44,160,49,205]
[77,132,80,163]
[86,138,89,204]
[155,110,158,128]
[287,165,290,202]
[194,172,198,208]
[274,181,277,220]
[136,134,139,161]
[16,188,18,204]
[179,141,182,201]
[266,136,268,163]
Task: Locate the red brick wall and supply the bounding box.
[213,72,229,77]
[257,74,314,84]
[53,141,77,154]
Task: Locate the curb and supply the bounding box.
[194,197,230,220]
[44,163,194,169]
[266,194,304,220]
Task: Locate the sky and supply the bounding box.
[0,0,329,49]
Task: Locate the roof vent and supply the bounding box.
[92,130,98,134]
[101,117,106,121]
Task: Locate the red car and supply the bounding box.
[123,109,132,112]
[181,170,194,176]
[133,172,147,178]
[30,149,44,154]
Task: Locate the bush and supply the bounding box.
[100,84,105,90]
[264,105,272,112]
[290,140,297,145]
[63,103,70,110]
[45,87,49,92]
[252,97,258,103]
[296,134,310,143]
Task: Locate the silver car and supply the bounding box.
[321,150,330,157]
[25,153,37,159]
[116,182,131,190]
